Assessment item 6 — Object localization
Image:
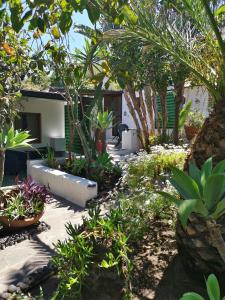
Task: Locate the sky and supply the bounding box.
[68,10,94,50]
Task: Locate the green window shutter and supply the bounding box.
[64,105,82,154]
[156,92,175,129]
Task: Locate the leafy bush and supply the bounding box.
[45,146,59,169]
[159,157,225,228]
[126,152,186,190]
[0,177,50,220]
[185,110,205,128]
[180,274,225,300]
[53,206,133,299]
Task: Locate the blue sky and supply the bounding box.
[69,10,94,50]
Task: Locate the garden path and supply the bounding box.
[0,196,89,294]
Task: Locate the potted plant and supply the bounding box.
[0,177,50,229]
[184,110,205,140]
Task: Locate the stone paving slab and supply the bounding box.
[0,196,88,293]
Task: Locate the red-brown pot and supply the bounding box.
[184,125,200,141]
[0,210,44,229]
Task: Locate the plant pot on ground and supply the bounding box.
[184,110,205,140]
[0,177,50,229]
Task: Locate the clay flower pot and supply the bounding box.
[184,125,199,141]
[0,210,44,229]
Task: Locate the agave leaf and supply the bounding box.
[178,199,198,228]
[201,157,213,187]
[193,199,208,217]
[203,174,225,212]
[180,292,204,300]
[170,167,201,199]
[206,274,220,300]
[157,191,181,206]
[212,159,225,175]
[210,198,225,220]
[189,163,203,196]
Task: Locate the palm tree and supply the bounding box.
[104,0,225,168]
[103,0,225,276]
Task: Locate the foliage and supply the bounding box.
[96,111,113,131]
[185,110,205,129]
[44,146,59,170]
[0,177,50,220]
[179,101,193,130]
[159,157,225,228]
[52,206,133,299]
[0,128,34,187]
[180,274,225,300]
[126,151,186,190]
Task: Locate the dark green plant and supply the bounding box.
[180,274,225,300]
[45,146,59,169]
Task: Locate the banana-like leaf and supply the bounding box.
[178,199,198,228]
[203,174,225,212]
[201,157,213,187]
[210,198,225,220]
[212,159,225,175]
[206,274,220,300]
[170,167,201,199]
[180,292,204,300]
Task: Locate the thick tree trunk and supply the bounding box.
[0,150,5,187]
[187,100,225,168]
[173,81,185,145]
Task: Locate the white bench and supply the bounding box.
[27,160,97,208]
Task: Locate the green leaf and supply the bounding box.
[180,292,204,300]
[157,191,181,206]
[203,174,225,212]
[212,159,225,174]
[37,17,46,33]
[51,26,61,39]
[122,4,138,24]
[170,167,201,199]
[211,198,225,220]
[201,157,213,187]
[87,2,100,24]
[59,11,72,34]
[215,5,225,16]
[178,199,198,228]
[206,274,220,300]
[189,163,203,195]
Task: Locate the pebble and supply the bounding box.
[0,292,11,299]
[17,282,29,290]
[8,284,20,293]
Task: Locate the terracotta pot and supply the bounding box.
[0,210,44,229]
[184,125,199,141]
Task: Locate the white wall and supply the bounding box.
[122,86,210,131]
[184,86,209,117]
[19,97,65,147]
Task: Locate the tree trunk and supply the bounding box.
[186,100,225,168]
[173,81,185,145]
[0,150,5,187]
[144,86,155,135]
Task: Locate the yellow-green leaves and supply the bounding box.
[121,5,138,24]
[215,5,225,16]
[51,26,61,39]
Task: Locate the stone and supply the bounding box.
[16,282,29,290]
[186,225,197,236]
[0,292,11,299]
[8,284,20,293]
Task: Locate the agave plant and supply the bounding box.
[180,274,225,300]
[0,128,34,187]
[159,157,225,274]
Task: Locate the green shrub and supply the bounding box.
[53,206,133,299]
[126,152,186,190]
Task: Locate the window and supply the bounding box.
[15,113,41,143]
